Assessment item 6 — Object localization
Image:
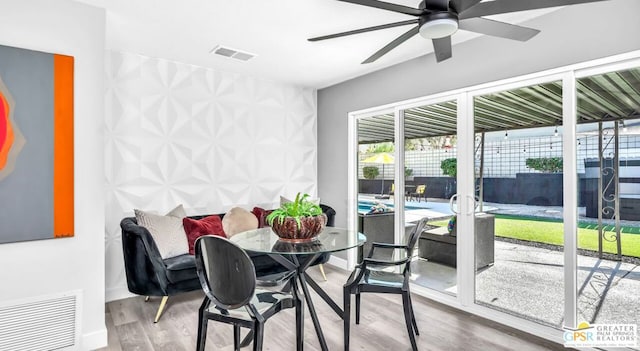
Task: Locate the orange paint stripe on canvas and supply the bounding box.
[0,94,14,169]
[53,54,74,238]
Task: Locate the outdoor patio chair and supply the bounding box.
[389,183,413,201]
[343,217,430,351]
[195,235,303,351]
[409,184,427,202]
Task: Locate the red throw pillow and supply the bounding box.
[183,215,226,255]
[252,207,274,228]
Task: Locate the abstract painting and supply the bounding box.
[0,44,74,244]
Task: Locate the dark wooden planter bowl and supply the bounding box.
[271,214,327,242]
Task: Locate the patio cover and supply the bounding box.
[358,67,640,143]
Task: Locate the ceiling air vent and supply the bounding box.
[210,45,256,62]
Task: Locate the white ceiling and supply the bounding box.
[76,0,568,88]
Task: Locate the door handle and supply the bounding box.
[449,194,460,214]
[466,194,479,215]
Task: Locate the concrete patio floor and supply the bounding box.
[359,193,640,332]
[410,240,640,329]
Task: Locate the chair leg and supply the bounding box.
[234,325,241,351]
[408,294,419,335]
[318,264,328,281]
[253,322,264,351]
[402,292,418,351]
[355,292,361,325]
[154,296,169,323]
[196,311,208,351]
[343,286,351,351]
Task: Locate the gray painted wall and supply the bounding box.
[318,0,640,229]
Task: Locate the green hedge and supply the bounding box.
[525,157,563,173]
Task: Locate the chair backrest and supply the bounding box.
[416,185,426,194]
[406,217,429,251]
[195,235,257,310]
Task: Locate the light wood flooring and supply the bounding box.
[100,265,568,351]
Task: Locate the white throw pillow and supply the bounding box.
[222,207,258,238]
[135,204,189,259]
[166,204,187,218]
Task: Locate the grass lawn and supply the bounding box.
[431,214,640,258]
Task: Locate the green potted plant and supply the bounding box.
[441,158,457,198]
[363,166,379,180]
[440,158,457,177]
[267,193,327,242]
[405,167,413,180]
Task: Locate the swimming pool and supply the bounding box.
[358,200,424,214]
[358,201,389,213]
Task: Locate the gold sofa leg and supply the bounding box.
[154,296,169,323]
[319,264,327,281]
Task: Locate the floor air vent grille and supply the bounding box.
[0,292,79,351]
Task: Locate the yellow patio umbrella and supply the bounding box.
[362,152,395,195]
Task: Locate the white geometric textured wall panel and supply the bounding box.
[104,51,317,299]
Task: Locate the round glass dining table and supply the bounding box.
[230,226,365,255]
[230,227,365,351]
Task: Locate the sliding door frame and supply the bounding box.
[346,49,640,345]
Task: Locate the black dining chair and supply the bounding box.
[343,217,429,351]
[195,235,303,351]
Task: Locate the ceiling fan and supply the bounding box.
[308,0,606,63]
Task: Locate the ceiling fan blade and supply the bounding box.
[450,0,482,14]
[460,0,607,19]
[432,36,452,62]
[308,19,419,42]
[459,18,540,41]
[338,0,423,16]
[362,26,420,64]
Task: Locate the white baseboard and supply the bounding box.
[105,286,134,302]
[81,328,107,350]
[327,255,348,270]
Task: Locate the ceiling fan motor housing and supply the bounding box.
[419,12,459,39]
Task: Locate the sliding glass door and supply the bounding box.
[356,112,397,262]
[471,79,566,327]
[348,53,640,348]
[574,65,640,331]
[402,99,458,296]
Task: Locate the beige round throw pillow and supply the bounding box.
[222,207,258,237]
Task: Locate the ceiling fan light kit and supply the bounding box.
[419,12,458,39]
[309,0,607,64]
